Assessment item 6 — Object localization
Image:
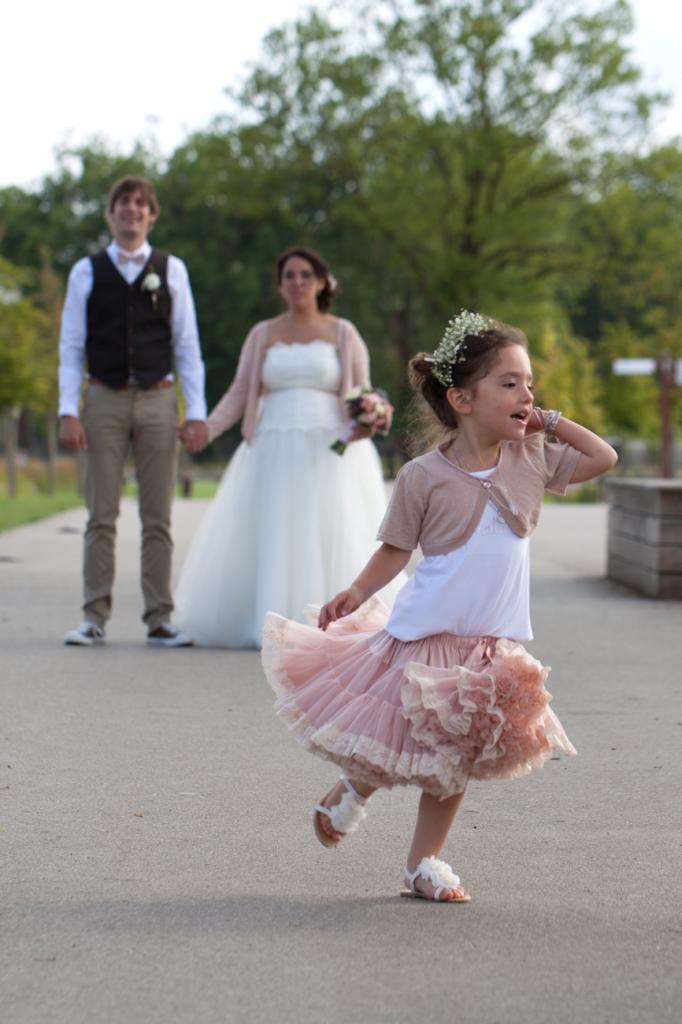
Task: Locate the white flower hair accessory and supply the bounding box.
[326,272,338,292]
[427,309,490,387]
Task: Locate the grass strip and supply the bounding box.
[0,480,220,533]
[0,491,83,533]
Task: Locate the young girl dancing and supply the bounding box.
[261,311,617,902]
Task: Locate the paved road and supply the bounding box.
[1,499,680,1024]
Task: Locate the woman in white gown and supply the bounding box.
[174,247,402,647]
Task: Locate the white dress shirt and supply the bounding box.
[58,240,207,420]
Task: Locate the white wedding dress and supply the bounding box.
[175,340,402,648]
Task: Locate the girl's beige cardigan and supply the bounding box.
[378,435,583,556]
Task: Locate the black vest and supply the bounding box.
[86,249,173,388]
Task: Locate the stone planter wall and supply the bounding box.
[606,479,682,599]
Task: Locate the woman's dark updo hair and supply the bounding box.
[275,246,338,312]
[408,318,528,450]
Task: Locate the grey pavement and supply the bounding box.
[1,498,681,1024]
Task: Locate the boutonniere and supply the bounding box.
[141,266,162,308]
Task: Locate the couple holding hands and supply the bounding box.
[58,175,398,649]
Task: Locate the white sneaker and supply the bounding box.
[64,621,105,646]
[146,623,194,647]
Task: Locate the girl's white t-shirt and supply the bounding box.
[384,467,532,642]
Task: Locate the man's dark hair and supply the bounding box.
[107,176,160,217]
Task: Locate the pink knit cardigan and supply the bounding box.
[206,318,371,443]
[378,435,583,556]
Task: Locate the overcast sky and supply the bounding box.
[2,0,681,190]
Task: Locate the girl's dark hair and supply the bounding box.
[275,246,337,312]
[407,319,528,452]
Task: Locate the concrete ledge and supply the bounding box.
[606,478,682,598]
[609,507,682,545]
[608,530,682,572]
[606,477,682,515]
[606,553,682,598]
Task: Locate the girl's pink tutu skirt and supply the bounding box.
[261,597,576,798]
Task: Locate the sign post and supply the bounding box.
[612,353,682,478]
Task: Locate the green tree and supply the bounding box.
[32,248,64,491]
[200,0,660,417]
[532,320,605,432]
[0,259,50,495]
[0,1,664,451]
[0,139,158,277]
[570,145,682,437]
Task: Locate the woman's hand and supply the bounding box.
[318,585,366,630]
[178,420,209,454]
[348,423,374,442]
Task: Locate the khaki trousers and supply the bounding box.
[82,383,178,629]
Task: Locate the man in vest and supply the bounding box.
[58,176,208,646]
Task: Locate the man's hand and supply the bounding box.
[59,415,87,451]
[178,420,209,454]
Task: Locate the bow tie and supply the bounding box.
[117,251,147,266]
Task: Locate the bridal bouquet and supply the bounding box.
[330,387,394,455]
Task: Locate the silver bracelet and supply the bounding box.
[543,409,562,438]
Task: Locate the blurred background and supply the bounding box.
[2,0,682,528]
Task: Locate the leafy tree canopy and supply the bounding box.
[0,1,677,440]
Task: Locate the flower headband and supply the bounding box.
[426,310,490,387]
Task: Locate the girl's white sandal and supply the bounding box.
[401,857,472,902]
[313,776,368,848]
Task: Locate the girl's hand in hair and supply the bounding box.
[524,407,545,437]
